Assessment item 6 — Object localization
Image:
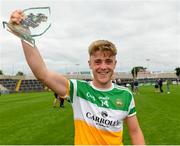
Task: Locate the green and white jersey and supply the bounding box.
[67,79,136,145]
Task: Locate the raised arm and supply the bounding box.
[10,10,68,96]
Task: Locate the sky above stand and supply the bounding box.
[0,0,180,75]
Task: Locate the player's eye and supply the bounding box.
[94,59,102,65]
[105,59,113,64]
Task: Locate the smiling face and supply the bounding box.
[89,50,117,89]
[88,40,117,89]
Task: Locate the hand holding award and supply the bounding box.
[3,7,51,47]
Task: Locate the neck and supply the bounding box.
[92,80,112,90]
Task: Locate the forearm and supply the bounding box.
[126,116,145,145]
[21,40,47,81]
[130,127,145,145]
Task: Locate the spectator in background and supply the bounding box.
[158,78,163,93]
[134,80,139,94]
[59,97,65,108]
[53,92,65,108]
[53,92,60,107]
[154,80,159,92]
[130,80,134,93]
[166,79,171,94]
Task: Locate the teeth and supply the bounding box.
[97,71,109,74]
[100,73,106,75]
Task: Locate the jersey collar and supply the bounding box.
[90,81,114,92]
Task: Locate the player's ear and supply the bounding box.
[115,60,117,65]
[113,60,117,68]
[88,60,92,69]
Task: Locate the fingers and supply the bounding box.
[10,10,24,24]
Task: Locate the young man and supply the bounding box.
[9,10,145,145]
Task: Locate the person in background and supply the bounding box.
[59,96,65,108]
[158,78,163,93]
[130,80,134,93]
[154,80,159,92]
[53,92,60,108]
[53,93,65,108]
[133,80,139,94]
[166,79,171,94]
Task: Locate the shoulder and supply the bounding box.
[113,83,134,102]
[114,83,132,95]
[69,79,91,88]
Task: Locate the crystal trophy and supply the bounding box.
[3,7,51,47]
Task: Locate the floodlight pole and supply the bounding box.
[146,59,150,69]
[146,59,150,78]
[76,64,80,79]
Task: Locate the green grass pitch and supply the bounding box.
[0,84,180,145]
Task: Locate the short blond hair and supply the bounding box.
[88,40,117,56]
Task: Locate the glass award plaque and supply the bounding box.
[3,7,51,47]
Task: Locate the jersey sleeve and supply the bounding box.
[127,95,136,117]
[66,79,77,103]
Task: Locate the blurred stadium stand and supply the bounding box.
[19,79,45,92]
[0,71,178,94]
[0,75,45,94]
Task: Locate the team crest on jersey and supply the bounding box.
[116,99,123,107]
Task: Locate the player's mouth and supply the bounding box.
[98,71,109,76]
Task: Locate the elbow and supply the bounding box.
[33,69,48,83]
[36,75,45,82]
[36,73,47,83]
